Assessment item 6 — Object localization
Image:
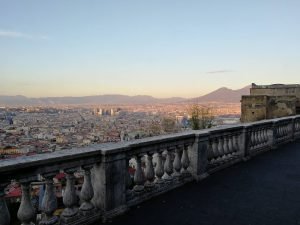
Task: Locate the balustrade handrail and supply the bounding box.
[0,115,300,225]
[1,115,300,175]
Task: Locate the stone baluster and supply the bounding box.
[257,130,261,146]
[154,152,164,184]
[275,126,278,140]
[211,138,219,162]
[133,155,145,192]
[39,173,58,225]
[125,158,134,200]
[181,144,190,176]
[231,135,237,155]
[17,182,36,225]
[218,137,225,160]
[126,159,133,190]
[259,129,263,145]
[145,153,155,189]
[254,130,259,147]
[258,129,263,146]
[79,165,94,215]
[250,130,255,148]
[162,148,174,182]
[0,183,10,225]
[173,146,182,179]
[278,126,282,138]
[260,129,264,145]
[228,135,233,157]
[254,130,259,146]
[263,129,268,144]
[223,136,229,158]
[297,121,300,132]
[261,128,266,145]
[207,140,214,163]
[288,124,292,138]
[61,169,79,223]
[264,128,269,144]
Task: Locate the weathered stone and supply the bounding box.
[0,184,10,225]
[17,183,36,225]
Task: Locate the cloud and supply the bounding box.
[206,70,234,74]
[0,29,49,40]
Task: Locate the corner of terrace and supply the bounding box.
[1,115,300,225]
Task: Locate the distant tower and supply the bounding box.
[8,117,13,125]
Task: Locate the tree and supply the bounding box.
[189,105,214,130]
[161,117,177,133]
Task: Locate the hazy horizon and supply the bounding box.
[1,1,300,98]
[0,84,251,99]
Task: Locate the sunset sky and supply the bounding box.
[1,0,300,98]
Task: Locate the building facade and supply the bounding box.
[241,83,300,122]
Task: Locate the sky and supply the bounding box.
[0,0,300,98]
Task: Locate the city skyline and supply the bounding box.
[1,1,300,98]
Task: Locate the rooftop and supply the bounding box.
[251,83,300,89]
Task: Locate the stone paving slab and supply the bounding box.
[105,141,300,225]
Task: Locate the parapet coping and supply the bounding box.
[0,115,299,175]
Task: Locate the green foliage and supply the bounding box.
[189,105,214,130]
[162,117,177,133]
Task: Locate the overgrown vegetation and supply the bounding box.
[189,105,214,130]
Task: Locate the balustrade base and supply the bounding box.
[60,212,80,225]
[20,222,35,225]
[39,215,59,225]
[127,176,194,207]
[243,156,251,161]
[193,172,209,182]
[79,203,94,213]
[208,157,242,175]
[102,205,128,222]
[162,174,173,183]
[249,146,272,157]
[133,185,144,193]
[62,210,101,225]
[80,208,97,217]
[154,178,164,185]
[144,182,155,191]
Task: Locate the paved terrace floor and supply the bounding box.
[107,141,300,225]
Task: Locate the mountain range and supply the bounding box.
[0,85,250,106]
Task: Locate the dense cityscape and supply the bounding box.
[0,103,240,159]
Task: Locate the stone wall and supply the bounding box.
[241,95,296,123]
[241,83,300,122]
[267,96,296,119]
[250,84,300,99]
[241,96,268,122]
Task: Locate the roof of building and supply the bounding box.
[252,83,300,89]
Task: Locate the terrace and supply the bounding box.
[1,115,300,225]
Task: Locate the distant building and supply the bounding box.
[241,83,300,122]
[93,108,119,116]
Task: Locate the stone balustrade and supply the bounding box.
[1,115,300,225]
